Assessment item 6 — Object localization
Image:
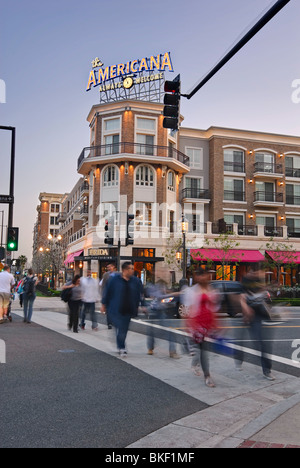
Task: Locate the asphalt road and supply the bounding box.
[0,315,206,448]
[138,310,300,378]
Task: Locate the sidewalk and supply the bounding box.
[12,297,300,449]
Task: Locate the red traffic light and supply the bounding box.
[164,80,180,94]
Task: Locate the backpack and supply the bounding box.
[24,277,35,297]
[60,287,72,303]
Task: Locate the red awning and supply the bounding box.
[64,250,83,265]
[266,250,300,264]
[191,249,265,263]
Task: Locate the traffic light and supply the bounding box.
[163,74,181,131]
[7,227,19,251]
[104,217,114,245]
[126,214,134,246]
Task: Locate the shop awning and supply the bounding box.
[191,249,265,263]
[266,250,300,264]
[64,249,84,265]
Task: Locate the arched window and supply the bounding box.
[103,166,119,187]
[135,165,154,187]
[167,171,175,191]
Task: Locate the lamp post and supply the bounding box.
[180,215,189,289]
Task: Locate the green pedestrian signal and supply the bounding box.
[7,227,19,252]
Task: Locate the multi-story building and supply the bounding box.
[34,102,300,287]
[33,192,65,256]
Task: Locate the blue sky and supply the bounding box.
[0,0,299,260]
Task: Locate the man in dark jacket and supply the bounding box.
[102,262,144,357]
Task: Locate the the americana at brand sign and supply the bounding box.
[86,52,173,91]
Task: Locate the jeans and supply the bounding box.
[191,340,210,378]
[147,308,176,353]
[23,293,36,323]
[113,313,131,351]
[68,300,81,332]
[81,302,98,329]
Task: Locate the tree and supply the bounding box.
[264,238,298,285]
[191,232,243,280]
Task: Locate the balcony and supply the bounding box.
[223,190,245,202]
[77,142,190,174]
[181,188,210,201]
[57,211,67,222]
[254,191,284,206]
[264,226,283,237]
[80,182,89,196]
[80,205,88,219]
[238,225,258,236]
[253,162,283,179]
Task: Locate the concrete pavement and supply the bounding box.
[10,296,300,448]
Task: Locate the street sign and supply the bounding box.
[0,194,14,203]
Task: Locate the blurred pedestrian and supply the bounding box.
[63,275,82,333]
[100,262,118,329]
[80,270,100,331]
[236,270,275,381]
[101,262,144,357]
[146,281,179,358]
[186,268,219,388]
[17,278,24,307]
[0,265,15,324]
[22,268,38,324]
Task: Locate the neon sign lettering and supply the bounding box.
[86,52,173,91]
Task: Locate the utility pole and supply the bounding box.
[182,0,291,100]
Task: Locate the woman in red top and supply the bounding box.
[187,269,219,388]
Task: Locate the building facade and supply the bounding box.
[33,101,300,286]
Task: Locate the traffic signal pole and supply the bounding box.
[182,0,291,100]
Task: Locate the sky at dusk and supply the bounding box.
[0,0,299,261]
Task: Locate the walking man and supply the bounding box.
[0,265,15,324]
[101,262,144,357]
[80,270,100,330]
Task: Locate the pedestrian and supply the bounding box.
[101,262,144,357]
[63,275,82,333]
[236,270,275,381]
[100,262,118,329]
[21,268,38,324]
[17,278,24,307]
[0,265,15,324]
[186,268,219,388]
[146,281,179,358]
[80,270,100,330]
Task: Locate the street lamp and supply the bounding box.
[180,215,189,289]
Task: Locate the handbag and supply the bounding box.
[61,287,72,303]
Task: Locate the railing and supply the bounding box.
[264,226,283,237]
[286,195,300,205]
[287,230,300,238]
[78,142,190,169]
[238,225,258,236]
[224,190,245,201]
[212,222,233,234]
[285,167,300,178]
[254,191,283,203]
[253,162,283,174]
[224,161,245,173]
[80,205,88,216]
[80,182,89,194]
[181,188,210,200]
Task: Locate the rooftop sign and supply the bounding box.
[86,52,173,92]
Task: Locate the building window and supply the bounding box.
[286,155,300,178]
[103,166,119,187]
[135,166,154,187]
[51,204,60,213]
[185,147,203,170]
[135,202,152,226]
[136,134,154,155]
[224,178,245,201]
[167,171,175,191]
[255,152,275,173]
[224,149,244,172]
[105,117,121,131]
[105,134,120,155]
[136,117,156,131]
[286,184,300,205]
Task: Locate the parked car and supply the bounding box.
[210,280,245,317]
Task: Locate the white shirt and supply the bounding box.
[0,271,15,294]
[81,276,100,303]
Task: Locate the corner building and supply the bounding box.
[76,100,189,281]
